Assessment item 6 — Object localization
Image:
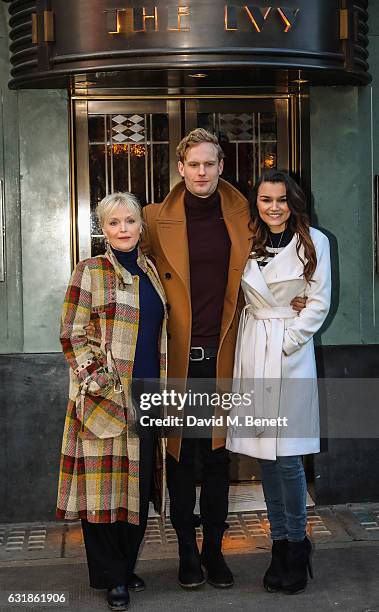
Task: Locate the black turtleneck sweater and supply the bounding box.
[111,247,164,378]
[184,189,231,347]
[257,227,294,268]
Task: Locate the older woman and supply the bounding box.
[227,170,331,595]
[56,192,167,611]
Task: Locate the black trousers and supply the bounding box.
[166,356,230,538]
[81,431,155,589]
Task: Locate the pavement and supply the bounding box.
[0,503,379,612]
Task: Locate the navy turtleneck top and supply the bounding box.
[111,246,164,379]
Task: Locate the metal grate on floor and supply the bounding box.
[2,504,379,563]
[0,524,64,561]
[140,508,346,559]
[351,508,379,532]
[63,508,342,562]
[334,503,379,542]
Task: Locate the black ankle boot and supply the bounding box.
[282,536,313,595]
[106,585,130,611]
[263,539,288,592]
[201,533,234,589]
[177,531,206,589]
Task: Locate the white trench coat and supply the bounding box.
[226,228,331,460]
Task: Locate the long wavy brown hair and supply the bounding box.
[249,170,317,283]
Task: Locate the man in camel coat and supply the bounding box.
[142,128,302,590]
[142,128,251,590]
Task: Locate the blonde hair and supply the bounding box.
[96,192,142,228]
[176,128,225,163]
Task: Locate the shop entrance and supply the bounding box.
[73,95,298,487]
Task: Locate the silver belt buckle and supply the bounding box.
[189,346,205,362]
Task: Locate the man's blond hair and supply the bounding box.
[176,128,225,163]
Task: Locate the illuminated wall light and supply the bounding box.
[130,144,146,157]
[113,144,129,155]
[264,154,276,169]
[112,144,146,157]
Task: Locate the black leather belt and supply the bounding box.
[189,346,218,362]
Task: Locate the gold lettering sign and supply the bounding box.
[134,7,159,32]
[243,7,271,32]
[105,9,131,34]
[224,6,237,30]
[167,6,190,31]
[225,6,299,32]
[105,7,160,33]
[105,6,300,35]
[276,7,300,32]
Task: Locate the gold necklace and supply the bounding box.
[268,230,285,253]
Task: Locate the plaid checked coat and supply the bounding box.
[56,247,167,524]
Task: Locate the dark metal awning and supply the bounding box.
[4,0,370,90]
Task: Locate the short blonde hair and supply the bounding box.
[176,128,225,163]
[96,192,142,228]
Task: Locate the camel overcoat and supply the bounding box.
[142,178,252,460]
[226,228,331,460]
[56,247,168,524]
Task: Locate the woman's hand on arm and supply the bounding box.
[290,296,307,312]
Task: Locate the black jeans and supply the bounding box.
[81,430,155,589]
[166,356,230,538]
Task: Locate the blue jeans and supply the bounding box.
[258,455,307,542]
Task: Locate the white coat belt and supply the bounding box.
[236,304,296,380]
[250,306,296,320]
[233,305,296,436]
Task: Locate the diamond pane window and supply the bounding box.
[219,113,254,141]
[111,114,146,144]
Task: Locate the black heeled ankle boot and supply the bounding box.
[201,531,234,589]
[282,536,313,595]
[177,530,206,589]
[263,539,288,592]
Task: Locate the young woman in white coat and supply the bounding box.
[226,170,331,594]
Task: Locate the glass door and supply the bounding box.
[74,96,290,261]
[75,99,181,259]
[185,98,289,199]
